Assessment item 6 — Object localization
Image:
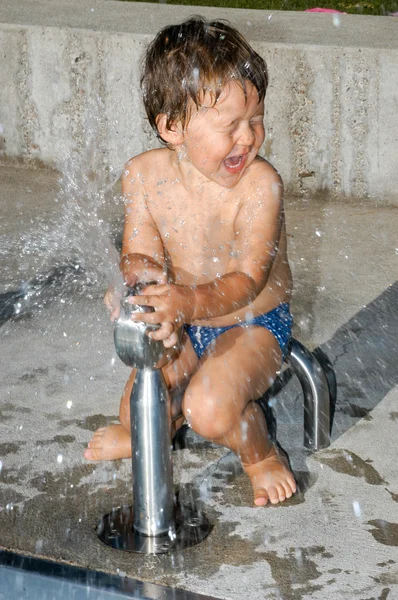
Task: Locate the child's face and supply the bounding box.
[179,81,265,188]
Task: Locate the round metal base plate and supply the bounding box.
[97,504,212,554]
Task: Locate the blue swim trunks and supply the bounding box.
[185,303,292,361]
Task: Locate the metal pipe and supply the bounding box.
[98,287,212,553]
[288,339,331,450]
[130,368,175,537]
[113,292,175,537]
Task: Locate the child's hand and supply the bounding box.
[120,254,167,288]
[128,283,196,326]
[147,321,180,349]
[104,285,123,322]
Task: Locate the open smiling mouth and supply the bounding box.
[223,154,247,173]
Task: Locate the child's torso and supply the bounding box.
[135,149,292,326]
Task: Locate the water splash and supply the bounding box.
[2,95,124,321]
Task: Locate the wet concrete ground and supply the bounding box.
[0,165,397,599]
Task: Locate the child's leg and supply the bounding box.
[182,326,296,506]
[84,335,198,461]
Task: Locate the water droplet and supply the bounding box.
[57,454,63,464]
[66,400,73,409]
[352,500,361,517]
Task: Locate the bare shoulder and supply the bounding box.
[248,157,283,195]
[236,157,284,214]
[252,156,282,178]
[123,148,170,183]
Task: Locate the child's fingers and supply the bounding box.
[162,330,179,349]
[104,285,122,320]
[148,322,174,341]
[128,294,161,313]
[144,272,167,285]
[124,273,138,288]
[137,283,168,296]
[110,306,121,322]
[127,294,156,305]
[104,287,114,309]
[131,310,162,325]
[131,270,166,287]
[148,325,179,348]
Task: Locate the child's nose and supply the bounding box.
[237,122,255,146]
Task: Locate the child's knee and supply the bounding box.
[182,389,236,440]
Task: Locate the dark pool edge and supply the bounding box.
[0,548,221,600]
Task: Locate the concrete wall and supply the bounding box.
[1,0,397,204]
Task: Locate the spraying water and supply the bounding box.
[1,97,124,324]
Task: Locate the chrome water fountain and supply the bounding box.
[97,286,212,554]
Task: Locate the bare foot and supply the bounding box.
[243,445,297,507]
[84,424,132,461]
[84,416,186,462]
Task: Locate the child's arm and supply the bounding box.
[105,158,178,346]
[192,174,283,318]
[120,158,167,286]
[131,170,284,324]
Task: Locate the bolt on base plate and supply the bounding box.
[97,504,212,554]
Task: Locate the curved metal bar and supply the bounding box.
[288,339,331,451]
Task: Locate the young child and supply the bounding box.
[84,17,297,506]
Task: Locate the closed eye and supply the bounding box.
[250,115,264,125]
[222,119,238,132]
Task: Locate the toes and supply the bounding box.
[284,474,297,495]
[254,485,289,506]
[282,480,295,498]
[84,448,95,460]
[254,489,269,506]
[88,429,106,444]
[276,484,286,502]
[87,437,103,449]
[84,447,105,461]
[88,440,102,449]
[268,487,281,505]
[282,483,293,499]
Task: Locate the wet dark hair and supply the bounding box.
[141,17,268,144]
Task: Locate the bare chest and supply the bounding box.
[147,185,239,283]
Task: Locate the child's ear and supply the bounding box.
[156,114,184,146]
